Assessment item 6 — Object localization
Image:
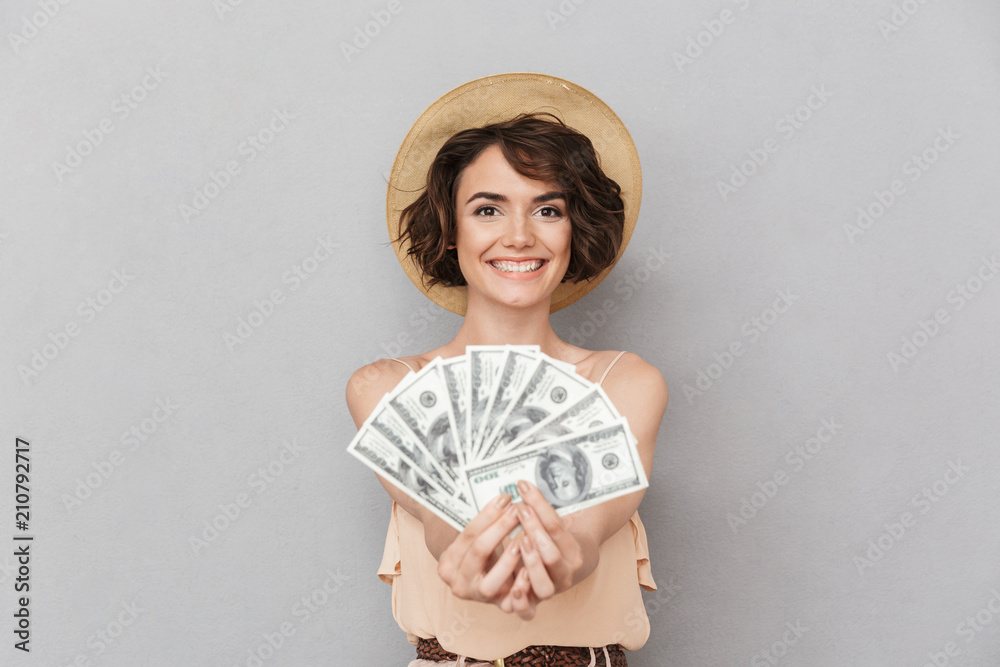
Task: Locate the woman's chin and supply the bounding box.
[473,289,553,311]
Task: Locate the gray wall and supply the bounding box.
[3,0,999,665]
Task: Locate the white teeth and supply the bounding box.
[490,260,544,273]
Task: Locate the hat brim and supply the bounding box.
[386,72,641,316]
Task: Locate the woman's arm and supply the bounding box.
[345,359,463,556]
[503,352,668,615]
[346,360,526,611]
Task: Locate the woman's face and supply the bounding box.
[452,145,572,311]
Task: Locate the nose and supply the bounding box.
[502,212,535,248]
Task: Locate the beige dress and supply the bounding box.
[380,352,657,660]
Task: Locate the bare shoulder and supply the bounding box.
[601,351,668,405]
[344,358,413,428]
[599,352,668,475]
[599,352,669,446]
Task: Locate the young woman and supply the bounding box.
[346,74,668,667]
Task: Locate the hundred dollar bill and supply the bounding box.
[387,358,468,496]
[465,419,647,514]
[439,355,470,471]
[368,398,463,501]
[503,385,627,454]
[476,346,541,457]
[478,355,593,461]
[467,345,517,459]
[347,425,471,531]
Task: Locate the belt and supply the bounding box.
[416,637,627,666]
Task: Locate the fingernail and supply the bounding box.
[517,480,530,495]
[506,504,519,517]
[495,493,511,509]
[522,536,534,553]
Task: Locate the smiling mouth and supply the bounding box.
[489,259,546,273]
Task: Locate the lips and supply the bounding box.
[488,259,546,273]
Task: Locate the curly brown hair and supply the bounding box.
[394,112,625,288]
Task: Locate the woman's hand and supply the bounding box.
[435,493,525,608]
[436,482,604,621]
[496,556,539,620]
[507,480,600,608]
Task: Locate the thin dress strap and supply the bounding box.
[598,351,628,387]
[387,357,416,372]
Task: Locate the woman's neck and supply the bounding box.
[448,293,568,357]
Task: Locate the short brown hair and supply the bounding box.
[394,113,625,288]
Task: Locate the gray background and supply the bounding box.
[2,0,999,665]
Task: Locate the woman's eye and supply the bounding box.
[475,205,499,217]
[538,206,563,218]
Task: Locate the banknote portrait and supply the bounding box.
[426,413,458,470]
[535,443,592,507]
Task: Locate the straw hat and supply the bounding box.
[386,72,641,315]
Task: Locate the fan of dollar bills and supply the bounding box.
[347,345,648,531]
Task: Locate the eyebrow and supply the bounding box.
[464,191,566,205]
